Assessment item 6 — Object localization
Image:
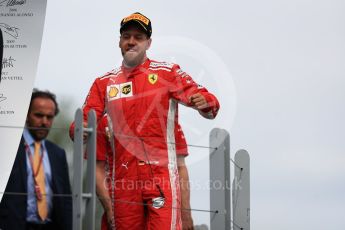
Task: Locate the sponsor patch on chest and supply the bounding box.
[107,82,133,101]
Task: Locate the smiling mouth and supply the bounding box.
[29,126,48,132]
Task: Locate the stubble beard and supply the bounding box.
[122,50,146,68]
[28,127,49,141]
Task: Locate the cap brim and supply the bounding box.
[120,20,150,35]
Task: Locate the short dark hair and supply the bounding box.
[29,88,60,116]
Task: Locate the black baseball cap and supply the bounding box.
[120,12,152,37]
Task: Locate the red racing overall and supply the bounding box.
[78,59,219,229]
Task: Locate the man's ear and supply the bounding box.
[25,107,31,125]
[146,38,152,50]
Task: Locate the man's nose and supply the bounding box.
[42,116,49,126]
[128,36,136,45]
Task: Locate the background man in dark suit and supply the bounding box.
[0,89,72,230]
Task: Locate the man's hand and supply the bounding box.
[69,121,88,142]
[189,93,208,110]
[82,121,88,142]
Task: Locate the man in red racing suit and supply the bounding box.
[70,12,220,230]
[77,58,219,230]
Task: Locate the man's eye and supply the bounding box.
[47,115,54,120]
[135,35,144,40]
[35,114,44,118]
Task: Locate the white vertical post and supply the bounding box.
[72,109,97,230]
[233,149,250,230]
[84,110,96,230]
[73,109,83,230]
[209,128,231,230]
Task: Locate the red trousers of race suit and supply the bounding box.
[100,164,182,230]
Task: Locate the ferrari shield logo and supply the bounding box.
[148,74,158,84]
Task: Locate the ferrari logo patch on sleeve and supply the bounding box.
[148,74,158,84]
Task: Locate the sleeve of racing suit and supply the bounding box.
[81,78,107,121]
[95,116,108,161]
[169,64,220,119]
[69,77,107,139]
